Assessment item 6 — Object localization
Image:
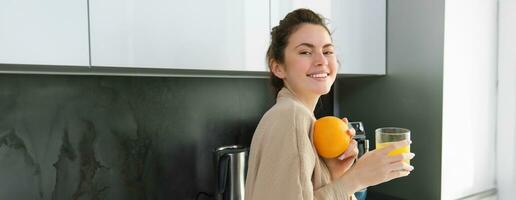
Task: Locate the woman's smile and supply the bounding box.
[307,72,330,81]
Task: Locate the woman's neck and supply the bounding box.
[284,86,320,112]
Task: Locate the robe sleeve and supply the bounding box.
[245,105,355,200]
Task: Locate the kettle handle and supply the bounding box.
[217,154,229,194]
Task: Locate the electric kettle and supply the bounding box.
[214,145,248,200]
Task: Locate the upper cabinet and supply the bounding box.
[271,0,386,75]
[0,0,385,75]
[0,0,89,66]
[89,0,270,72]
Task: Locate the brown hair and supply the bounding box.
[266,8,331,97]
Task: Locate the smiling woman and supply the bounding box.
[245,8,414,200]
[265,9,337,102]
[268,23,337,111]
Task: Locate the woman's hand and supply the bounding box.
[323,118,359,181]
[340,140,415,192]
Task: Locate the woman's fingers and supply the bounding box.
[338,140,358,160]
[386,153,415,163]
[341,117,355,137]
[340,153,356,165]
[388,161,414,172]
[342,117,349,123]
[347,127,356,137]
[385,162,413,180]
[388,169,411,180]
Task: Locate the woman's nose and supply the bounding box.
[314,52,328,66]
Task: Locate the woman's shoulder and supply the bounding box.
[260,97,314,127]
[271,98,312,118]
[251,97,315,154]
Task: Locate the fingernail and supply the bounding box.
[338,153,347,160]
[410,153,415,158]
[409,165,414,171]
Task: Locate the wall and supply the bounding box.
[441,0,498,199]
[0,74,280,200]
[497,0,516,199]
[335,0,445,199]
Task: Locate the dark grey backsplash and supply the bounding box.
[0,74,270,200]
[0,74,334,200]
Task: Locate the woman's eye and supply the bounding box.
[324,51,334,55]
[299,51,311,55]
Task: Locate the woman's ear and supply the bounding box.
[270,60,286,79]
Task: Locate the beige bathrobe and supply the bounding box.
[245,87,356,200]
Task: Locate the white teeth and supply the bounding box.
[308,73,328,78]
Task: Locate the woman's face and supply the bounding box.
[273,23,338,98]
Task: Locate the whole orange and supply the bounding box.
[313,116,351,158]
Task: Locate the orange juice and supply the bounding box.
[376,142,410,164]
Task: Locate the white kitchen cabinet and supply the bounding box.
[0,0,90,66]
[90,0,270,72]
[271,0,386,75]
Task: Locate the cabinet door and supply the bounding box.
[90,0,269,72]
[271,0,386,75]
[0,0,89,66]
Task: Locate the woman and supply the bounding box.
[245,9,415,200]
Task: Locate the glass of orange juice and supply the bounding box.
[375,127,411,164]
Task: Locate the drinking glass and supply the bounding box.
[375,127,411,164]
